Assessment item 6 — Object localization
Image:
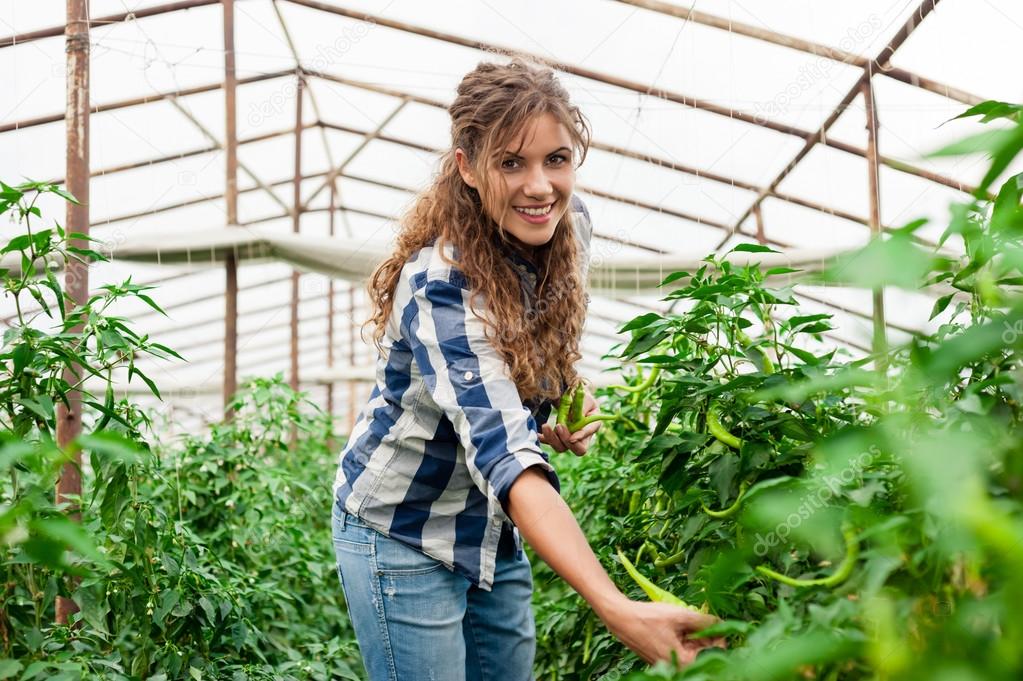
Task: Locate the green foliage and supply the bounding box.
[533,101,1023,681]
[1,182,361,679]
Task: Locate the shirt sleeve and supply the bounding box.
[401,275,560,519]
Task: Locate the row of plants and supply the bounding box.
[1,181,361,679]
[533,100,1023,680]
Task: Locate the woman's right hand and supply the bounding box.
[599,599,726,666]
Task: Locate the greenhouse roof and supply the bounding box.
[2,0,1020,431]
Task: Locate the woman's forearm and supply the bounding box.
[505,466,629,619]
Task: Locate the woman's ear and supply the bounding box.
[454,148,478,189]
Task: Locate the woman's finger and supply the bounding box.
[568,419,602,444]
[542,423,568,452]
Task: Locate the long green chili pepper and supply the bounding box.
[93,382,115,431]
[607,366,661,393]
[567,412,619,431]
[736,330,776,374]
[581,616,594,664]
[556,389,573,427]
[654,549,687,569]
[554,382,621,434]
[616,548,700,611]
[569,383,585,425]
[628,489,642,515]
[756,524,860,588]
[701,481,750,519]
[706,402,743,449]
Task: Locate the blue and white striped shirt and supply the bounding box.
[333,196,593,591]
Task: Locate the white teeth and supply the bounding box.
[515,204,553,216]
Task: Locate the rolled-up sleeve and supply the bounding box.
[401,274,560,517]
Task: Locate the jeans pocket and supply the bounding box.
[332,508,374,556]
[375,533,447,576]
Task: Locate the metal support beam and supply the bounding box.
[326,181,337,422]
[615,0,983,106]
[55,0,89,627]
[288,0,976,203]
[290,74,304,431]
[718,0,947,249]
[0,69,293,134]
[0,0,219,48]
[301,99,409,212]
[862,71,888,362]
[223,0,239,421]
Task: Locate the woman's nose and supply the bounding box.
[523,165,553,197]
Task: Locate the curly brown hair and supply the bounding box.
[363,58,592,403]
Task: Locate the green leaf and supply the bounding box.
[659,270,691,287]
[949,100,1023,124]
[927,126,1019,158]
[77,431,143,463]
[31,515,109,566]
[929,293,955,320]
[15,397,53,422]
[821,233,938,290]
[0,660,22,679]
[765,266,800,276]
[729,243,780,254]
[12,343,32,374]
[1,234,32,254]
[618,312,663,333]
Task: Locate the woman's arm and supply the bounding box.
[506,467,721,666]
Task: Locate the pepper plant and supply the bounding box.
[532,100,1023,681]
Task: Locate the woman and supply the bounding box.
[332,58,718,681]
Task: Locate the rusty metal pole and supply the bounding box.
[223,0,239,420]
[753,204,766,245]
[55,0,90,626]
[348,284,357,433]
[862,67,888,364]
[326,181,336,423]
[289,73,304,446]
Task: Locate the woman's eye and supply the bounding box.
[501,159,519,169]
[548,154,568,165]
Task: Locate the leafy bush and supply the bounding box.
[1,181,361,679]
[533,101,1023,681]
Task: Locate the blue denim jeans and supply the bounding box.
[331,499,537,681]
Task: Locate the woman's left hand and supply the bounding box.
[540,386,602,456]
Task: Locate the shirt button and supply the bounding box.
[463,371,474,381]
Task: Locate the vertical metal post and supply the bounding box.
[289,73,304,446]
[55,0,90,626]
[348,284,357,433]
[326,181,336,421]
[753,203,766,244]
[223,0,238,420]
[862,68,887,362]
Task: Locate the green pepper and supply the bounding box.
[608,366,661,394]
[556,388,573,427]
[555,382,621,435]
[569,383,585,425]
[581,616,594,664]
[701,481,750,519]
[736,329,776,374]
[756,524,859,588]
[567,413,619,431]
[616,548,700,611]
[707,402,743,449]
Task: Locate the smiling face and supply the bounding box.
[456,112,576,249]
